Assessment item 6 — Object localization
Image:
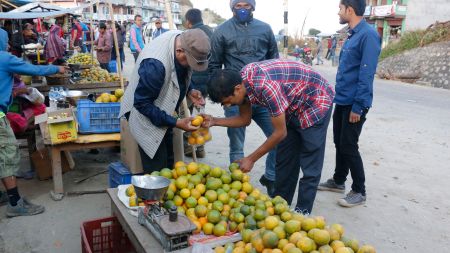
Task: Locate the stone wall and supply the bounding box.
[377,41,450,89]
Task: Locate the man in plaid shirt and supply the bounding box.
[204,59,335,214]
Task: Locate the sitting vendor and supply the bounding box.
[0,28,65,217]
[11,23,38,57]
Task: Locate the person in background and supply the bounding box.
[94,22,112,72]
[183,8,213,158]
[315,38,324,65]
[208,0,279,197]
[130,15,145,62]
[111,22,126,71]
[119,29,210,173]
[152,18,168,40]
[328,35,337,61]
[204,59,334,214]
[79,21,89,53]
[45,20,66,63]
[294,45,302,61]
[0,28,66,217]
[325,37,332,59]
[318,0,381,207]
[70,17,83,50]
[11,23,38,57]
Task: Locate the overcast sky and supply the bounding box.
[190,0,346,36]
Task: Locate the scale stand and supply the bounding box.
[137,201,196,252]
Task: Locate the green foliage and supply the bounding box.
[380,25,450,61]
[308,28,321,36]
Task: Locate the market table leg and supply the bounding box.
[64,151,75,169]
[50,147,64,201]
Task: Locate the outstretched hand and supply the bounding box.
[176,117,200,132]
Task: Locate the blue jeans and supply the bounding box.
[224,105,276,181]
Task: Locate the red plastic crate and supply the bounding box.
[81,216,136,253]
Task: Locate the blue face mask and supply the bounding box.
[234,8,252,23]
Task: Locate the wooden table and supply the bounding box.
[32,81,125,96]
[49,141,119,201]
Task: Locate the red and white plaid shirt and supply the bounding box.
[241,59,335,129]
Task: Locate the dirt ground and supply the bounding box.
[0,54,449,253]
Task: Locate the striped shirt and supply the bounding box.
[241,59,335,129]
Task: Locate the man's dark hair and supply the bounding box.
[99,22,107,29]
[207,69,242,103]
[185,8,203,25]
[134,15,142,20]
[340,0,366,16]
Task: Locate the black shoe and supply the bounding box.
[259,175,275,198]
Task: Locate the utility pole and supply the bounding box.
[283,0,288,58]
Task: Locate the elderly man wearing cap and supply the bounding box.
[209,0,279,196]
[152,18,168,40]
[119,29,210,173]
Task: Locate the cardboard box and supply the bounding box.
[120,118,143,174]
[31,148,71,180]
[35,108,78,145]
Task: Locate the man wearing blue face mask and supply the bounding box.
[209,0,279,197]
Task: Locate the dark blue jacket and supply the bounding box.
[133,58,190,127]
[335,19,381,114]
[209,16,279,72]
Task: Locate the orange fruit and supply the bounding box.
[192,220,202,234]
[174,161,186,169]
[188,136,196,145]
[265,216,279,230]
[203,222,214,235]
[187,162,199,174]
[198,217,208,226]
[195,184,206,194]
[191,115,204,127]
[179,188,191,199]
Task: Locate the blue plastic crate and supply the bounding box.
[77,99,120,134]
[108,162,132,188]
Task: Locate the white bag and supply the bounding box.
[20,87,45,105]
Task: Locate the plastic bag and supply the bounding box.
[20,87,45,105]
[191,243,214,253]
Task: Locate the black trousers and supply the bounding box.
[138,128,174,174]
[274,109,331,214]
[332,105,368,195]
[99,63,110,72]
[133,52,140,62]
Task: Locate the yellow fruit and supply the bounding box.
[114,88,124,98]
[302,218,317,232]
[296,237,317,253]
[326,227,341,241]
[129,196,137,207]
[331,240,346,252]
[263,230,279,249]
[282,243,296,253]
[192,220,202,234]
[196,136,205,145]
[278,238,289,250]
[95,97,102,103]
[207,210,221,224]
[251,234,264,253]
[191,115,204,127]
[331,224,345,237]
[125,185,135,197]
[187,162,199,174]
[289,232,303,244]
[160,168,173,179]
[287,248,302,253]
[318,245,334,253]
[203,222,214,235]
[265,216,279,230]
[185,196,197,208]
[311,229,331,246]
[188,136,196,145]
[215,246,225,253]
[315,216,326,229]
[173,195,183,206]
[179,188,190,199]
[281,212,292,222]
[344,238,359,252]
[357,245,376,253]
[218,193,230,204]
[285,220,301,234]
[242,182,253,194]
[210,167,223,178]
[273,249,283,253]
[231,169,244,182]
[175,176,188,189]
[176,166,188,177]
[109,95,118,102]
[196,184,206,195]
[174,161,186,169]
[204,133,212,141]
[213,223,227,237]
[190,189,201,199]
[336,247,354,253]
[198,196,209,206]
[273,226,286,239]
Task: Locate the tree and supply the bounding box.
[308,28,321,36]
